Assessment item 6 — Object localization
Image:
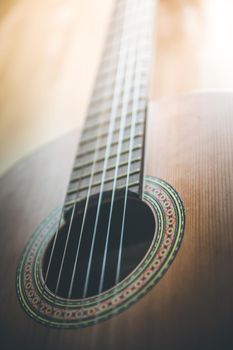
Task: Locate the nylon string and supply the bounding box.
[115,5,153,284]
[82,0,135,298]
[53,2,128,302]
[41,1,125,305]
[65,4,127,301]
[97,1,141,294]
[42,0,152,311]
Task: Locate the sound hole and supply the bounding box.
[42,196,155,299]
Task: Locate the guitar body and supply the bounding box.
[1,92,233,349]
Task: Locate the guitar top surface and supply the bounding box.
[0,92,233,350]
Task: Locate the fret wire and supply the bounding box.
[89,89,147,112]
[75,150,142,176]
[101,45,150,68]
[103,34,151,59]
[93,77,147,97]
[93,77,141,102]
[92,81,147,102]
[103,33,152,59]
[77,134,143,159]
[83,112,144,136]
[88,100,147,122]
[99,55,149,73]
[70,157,141,183]
[108,9,154,37]
[91,83,147,104]
[80,119,144,145]
[89,86,146,108]
[99,63,149,83]
[78,133,143,160]
[75,176,141,199]
[85,98,146,119]
[87,100,146,120]
[64,181,140,209]
[97,64,148,83]
[88,98,146,113]
[106,14,152,41]
[67,179,141,206]
[73,145,142,172]
[67,169,140,196]
[101,52,149,70]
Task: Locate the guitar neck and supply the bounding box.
[65,0,154,209]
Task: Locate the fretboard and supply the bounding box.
[65,0,154,209]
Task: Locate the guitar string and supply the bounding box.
[82,0,133,299]
[115,4,153,284]
[37,0,152,323]
[69,0,150,297]
[51,0,128,302]
[40,61,110,304]
[91,0,153,330]
[93,0,153,329]
[97,1,140,294]
[65,2,128,301]
[41,0,151,308]
[40,103,106,306]
[51,2,128,298]
[41,0,151,306]
[41,0,123,300]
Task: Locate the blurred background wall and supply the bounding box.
[0,0,233,175]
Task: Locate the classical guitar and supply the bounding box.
[1,0,233,349]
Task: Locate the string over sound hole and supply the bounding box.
[42,196,155,299]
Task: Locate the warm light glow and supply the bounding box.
[1,0,233,175]
[152,0,233,98]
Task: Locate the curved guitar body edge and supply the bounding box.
[0,92,233,349]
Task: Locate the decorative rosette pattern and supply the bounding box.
[16,176,185,328]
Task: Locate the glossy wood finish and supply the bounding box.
[1,92,233,349]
